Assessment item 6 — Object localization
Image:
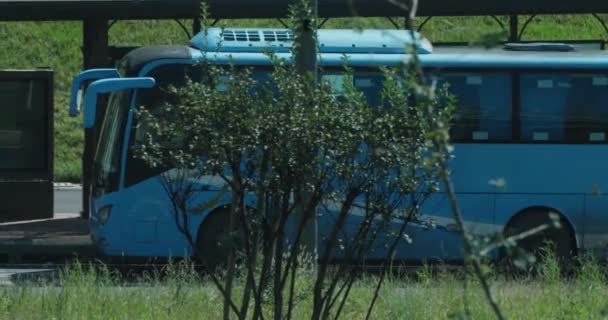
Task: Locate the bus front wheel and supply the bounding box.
[196,209,245,271]
[502,209,575,272]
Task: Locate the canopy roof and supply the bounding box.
[1,0,608,21]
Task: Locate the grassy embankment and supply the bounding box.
[1,256,607,319]
[0,15,607,182]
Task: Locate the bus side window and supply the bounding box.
[571,74,608,143]
[354,73,383,107]
[520,73,608,143]
[437,72,512,142]
[520,74,570,142]
[320,71,383,106]
[321,73,347,98]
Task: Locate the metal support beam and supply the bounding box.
[295,2,318,78]
[174,19,192,39]
[385,17,400,29]
[518,14,538,40]
[193,17,202,35]
[509,15,518,42]
[277,18,289,29]
[489,15,506,31]
[417,16,433,32]
[295,0,318,259]
[318,17,330,28]
[592,13,608,37]
[82,18,110,219]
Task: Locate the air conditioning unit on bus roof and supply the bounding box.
[189,28,433,54]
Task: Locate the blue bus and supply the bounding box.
[70,28,608,264]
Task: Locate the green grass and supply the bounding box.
[2,257,608,319]
[1,15,607,181]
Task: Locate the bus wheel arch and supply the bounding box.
[195,206,245,270]
[502,206,577,264]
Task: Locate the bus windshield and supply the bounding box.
[94,88,131,196]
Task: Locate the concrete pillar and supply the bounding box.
[81,19,109,219]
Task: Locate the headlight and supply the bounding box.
[98,205,112,225]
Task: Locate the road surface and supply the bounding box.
[54,184,81,214]
[0,184,83,285]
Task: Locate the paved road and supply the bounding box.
[54,187,81,214]
[0,185,83,285]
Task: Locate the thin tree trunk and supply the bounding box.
[160,175,242,318]
[223,204,238,320]
[286,244,300,320]
[312,191,358,320]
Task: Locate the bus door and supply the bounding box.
[0,70,54,222]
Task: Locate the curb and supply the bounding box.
[53,183,82,191]
[7,269,60,285]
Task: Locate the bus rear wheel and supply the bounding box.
[196,209,245,271]
[502,209,575,273]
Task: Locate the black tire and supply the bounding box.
[196,209,245,271]
[502,209,575,273]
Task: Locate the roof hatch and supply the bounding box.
[504,42,575,52]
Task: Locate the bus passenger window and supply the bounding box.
[520,73,608,143]
[520,74,569,142]
[354,73,383,107]
[434,72,512,142]
[321,74,347,97]
[320,72,383,106]
[576,75,608,143]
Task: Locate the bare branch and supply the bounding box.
[440,168,506,320]
[479,224,550,257]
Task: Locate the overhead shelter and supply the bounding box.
[2,0,608,65]
[1,0,608,20]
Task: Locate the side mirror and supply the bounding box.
[69,68,121,117]
[83,77,156,129]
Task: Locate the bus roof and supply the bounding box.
[190,29,608,69]
[124,29,608,76]
[423,46,608,69]
[194,49,608,70]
